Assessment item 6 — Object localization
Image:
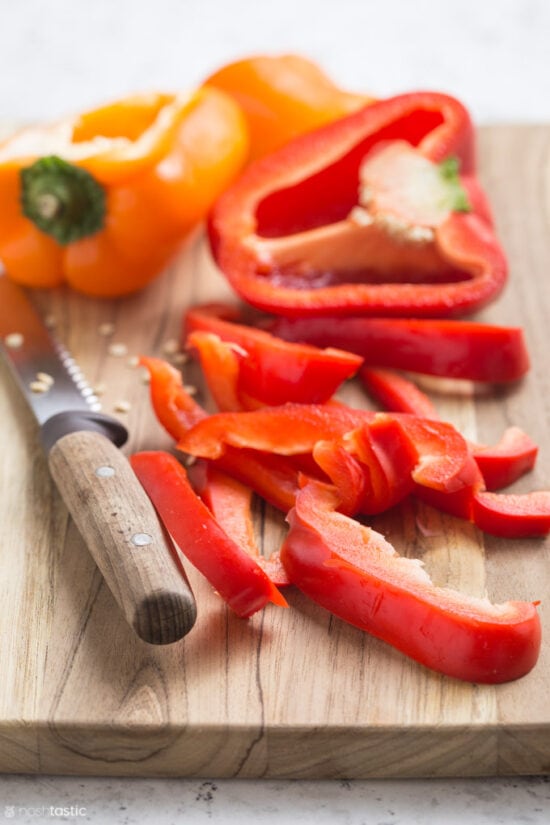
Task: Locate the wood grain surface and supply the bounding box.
[0,126,549,779]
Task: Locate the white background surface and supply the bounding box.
[1,0,550,822]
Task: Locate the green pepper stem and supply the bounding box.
[20,155,106,246]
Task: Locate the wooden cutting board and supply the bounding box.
[0,125,549,779]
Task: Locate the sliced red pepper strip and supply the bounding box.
[139,355,207,438]
[472,491,550,538]
[131,451,287,617]
[140,356,549,539]
[397,416,474,493]
[178,402,371,459]
[269,316,530,382]
[471,428,538,491]
[185,303,362,407]
[359,366,439,418]
[218,448,303,512]
[191,462,290,585]
[281,481,541,683]
[139,355,302,511]
[316,416,418,515]
[358,369,537,491]
[351,417,418,512]
[186,331,243,412]
[179,404,477,505]
[413,455,485,520]
[312,440,369,515]
[414,456,550,536]
[208,93,508,318]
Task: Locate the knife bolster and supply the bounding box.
[41,410,128,453]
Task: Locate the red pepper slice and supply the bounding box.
[472,490,550,538]
[186,331,243,412]
[413,456,485,520]
[397,415,474,493]
[191,462,290,585]
[140,357,550,538]
[314,416,418,515]
[359,367,439,419]
[185,303,362,407]
[471,428,538,491]
[139,355,207,438]
[179,404,476,505]
[139,354,302,511]
[281,480,541,683]
[357,368,538,492]
[311,439,369,515]
[209,93,507,318]
[178,402,371,459]
[131,451,287,617]
[270,316,530,382]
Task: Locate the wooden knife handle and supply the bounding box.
[48,429,197,645]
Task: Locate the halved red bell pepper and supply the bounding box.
[270,316,530,382]
[280,480,541,683]
[131,451,287,617]
[185,303,362,409]
[208,93,508,318]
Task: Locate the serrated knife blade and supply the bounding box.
[0,275,196,644]
[0,276,101,423]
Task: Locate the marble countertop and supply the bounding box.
[1,0,549,821]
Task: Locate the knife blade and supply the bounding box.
[0,275,197,644]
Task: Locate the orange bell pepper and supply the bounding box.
[0,88,248,297]
[204,53,372,160]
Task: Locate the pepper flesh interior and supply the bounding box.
[252,127,472,288]
[0,92,195,171]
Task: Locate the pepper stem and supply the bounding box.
[36,192,62,220]
[20,155,106,245]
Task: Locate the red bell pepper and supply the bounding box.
[280,480,541,683]
[178,405,476,505]
[208,93,508,319]
[359,367,439,419]
[191,462,289,585]
[139,354,302,511]
[131,451,287,617]
[472,490,550,538]
[413,456,485,520]
[313,416,418,515]
[141,357,550,537]
[178,402,371,459]
[139,355,208,437]
[415,461,550,538]
[185,303,363,408]
[357,367,539,492]
[270,316,530,382]
[471,427,538,491]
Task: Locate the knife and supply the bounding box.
[0,275,197,645]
